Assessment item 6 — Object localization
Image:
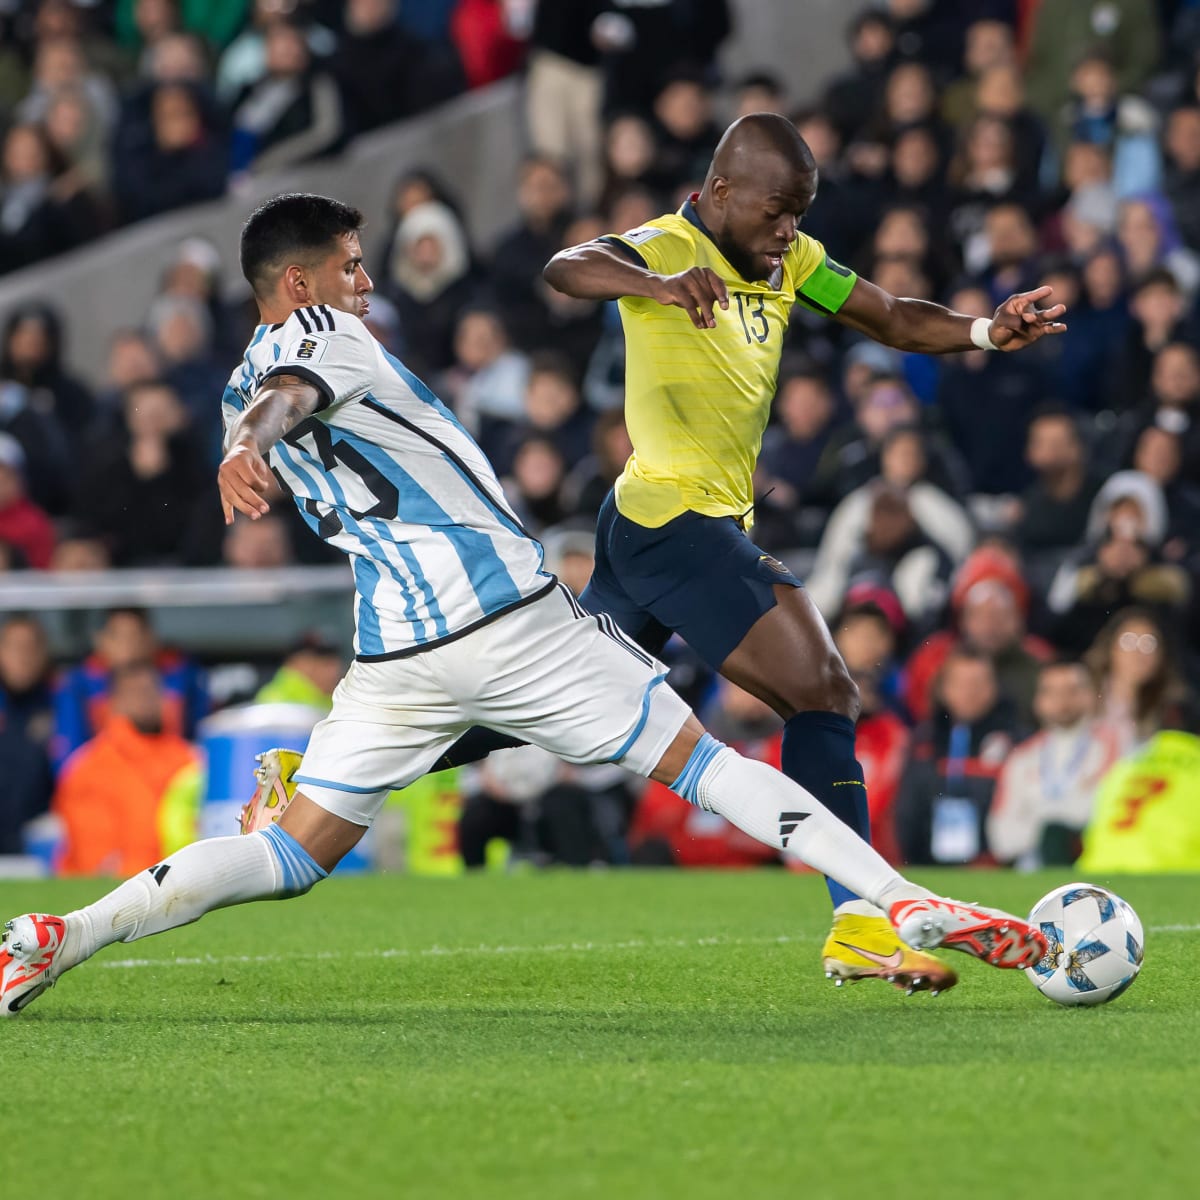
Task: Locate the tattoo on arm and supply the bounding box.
[229,375,323,455]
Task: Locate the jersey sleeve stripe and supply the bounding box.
[597,234,649,270]
[320,304,335,329]
[295,308,313,333]
[260,364,335,411]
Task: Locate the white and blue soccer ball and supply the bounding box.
[1024,883,1144,1006]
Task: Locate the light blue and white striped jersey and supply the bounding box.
[221,305,555,660]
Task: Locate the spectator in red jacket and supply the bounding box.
[904,542,1054,725]
[0,433,55,569]
[450,0,525,89]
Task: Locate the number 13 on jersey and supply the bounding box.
[733,293,769,344]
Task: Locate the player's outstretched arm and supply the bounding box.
[218,374,322,524]
[833,277,1068,355]
[544,241,729,329]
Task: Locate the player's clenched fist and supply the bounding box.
[650,266,730,329]
[218,441,274,524]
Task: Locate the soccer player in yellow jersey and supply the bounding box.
[543,113,1067,996]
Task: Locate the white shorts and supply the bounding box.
[294,585,691,825]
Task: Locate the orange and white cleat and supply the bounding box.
[1,913,69,1016]
[889,896,1048,970]
[822,913,958,996]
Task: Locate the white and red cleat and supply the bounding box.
[888,896,1048,970]
[1,914,68,1016]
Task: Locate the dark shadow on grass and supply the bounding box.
[27,999,1165,1066]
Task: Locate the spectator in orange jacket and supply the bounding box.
[54,660,201,877]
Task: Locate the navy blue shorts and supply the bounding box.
[580,490,804,670]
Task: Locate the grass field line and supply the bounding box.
[98,931,810,969]
[95,923,1200,971]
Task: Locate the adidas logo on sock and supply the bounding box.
[778,811,810,848]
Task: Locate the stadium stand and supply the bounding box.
[0,0,1197,876]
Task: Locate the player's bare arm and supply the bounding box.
[834,277,1068,354]
[218,374,322,524]
[544,241,729,330]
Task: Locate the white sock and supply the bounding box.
[58,829,320,972]
[685,743,931,911]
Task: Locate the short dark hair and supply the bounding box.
[1029,403,1080,435]
[1132,266,1181,295]
[239,193,365,294]
[943,645,995,672]
[1040,658,1089,679]
[527,350,578,389]
[737,71,785,96]
[104,606,152,628]
[108,659,161,691]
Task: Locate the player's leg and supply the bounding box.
[719,580,868,896]
[716,579,962,990]
[464,590,1044,976]
[597,510,875,867]
[1,658,460,1016]
[648,718,1046,973]
[570,509,954,991]
[0,797,357,1015]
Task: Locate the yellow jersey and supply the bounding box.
[1078,731,1200,873]
[602,196,857,529]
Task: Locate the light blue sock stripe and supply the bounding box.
[670,733,726,806]
[260,823,328,895]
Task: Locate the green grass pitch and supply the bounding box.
[3,869,1197,1200]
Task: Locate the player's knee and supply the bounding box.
[787,655,860,721]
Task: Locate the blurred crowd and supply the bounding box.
[2,0,1200,876]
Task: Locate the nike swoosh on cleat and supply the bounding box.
[833,941,905,970]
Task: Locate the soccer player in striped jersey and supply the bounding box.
[539,113,1068,995]
[1,192,1047,1017]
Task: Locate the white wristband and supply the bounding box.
[970,315,998,351]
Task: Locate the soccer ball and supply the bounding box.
[1024,883,1144,1006]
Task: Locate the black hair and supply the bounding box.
[777,354,830,389]
[1132,266,1181,294]
[103,606,152,628]
[1028,402,1082,436]
[737,71,785,96]
[527,350,579,388]
[1040,658,1089,677]
[239,192,365,294]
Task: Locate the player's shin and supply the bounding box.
[58,826,326,971]
[780,712,871,907]
[671,735,924,910]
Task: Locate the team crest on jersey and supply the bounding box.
[622,226,667,244]
[758,554,791,574]
[289,335,327,363]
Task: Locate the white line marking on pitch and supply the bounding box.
[96,924,1198,971]
[99,933,807,970]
